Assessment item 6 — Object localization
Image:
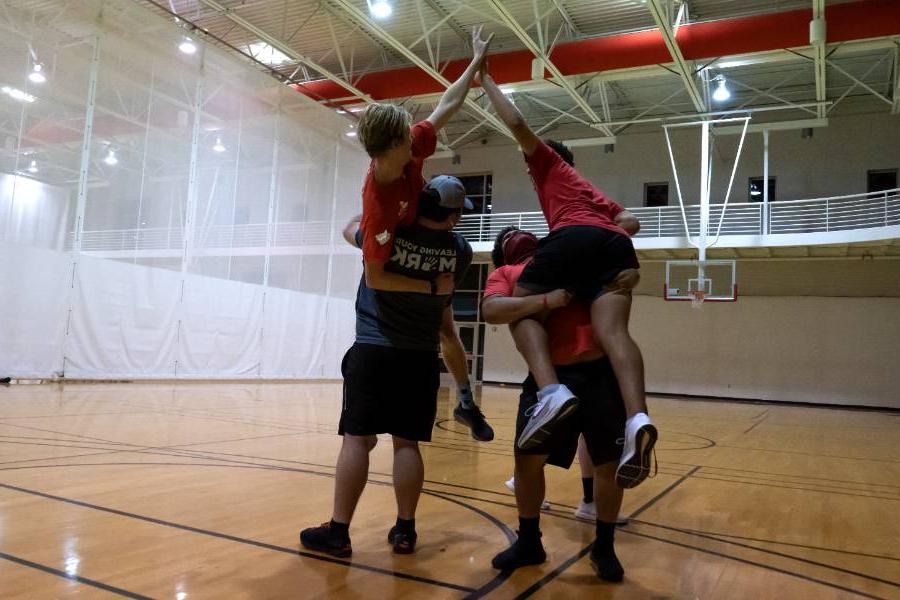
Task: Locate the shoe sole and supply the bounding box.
[300,538,352,558]
[516,397,579,450]
[492,553,547,571]
[615,424,658,489]
[574,509,596,521]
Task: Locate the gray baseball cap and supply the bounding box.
[425,175,474,210]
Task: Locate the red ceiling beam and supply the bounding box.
[295,0,900,103]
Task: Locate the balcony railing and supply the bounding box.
[62,188,899,253]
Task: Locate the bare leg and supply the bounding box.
[577,435,593,479]
[514,454,548,518]
[392,436,424,520]
[332,434,377,524]
[590,287,648,418]
[510,318,559,389]
[593,461,624,523]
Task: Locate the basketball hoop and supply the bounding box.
[690,289,706,309]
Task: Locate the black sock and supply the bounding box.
[582,477,594,503]
[329,519,350,538]
[518,516,541,541]
[395,517,416,534]
[594,520,616,554]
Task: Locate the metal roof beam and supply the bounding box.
[646,0,706,112]
[485,0,613,136]
[893,43,900,114]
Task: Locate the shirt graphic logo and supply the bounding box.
[376,229,391,245]
[398,201,409,218]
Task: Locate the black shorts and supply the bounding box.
[517,225,639,301]
[338,343,440,442]
[515,358,626,469]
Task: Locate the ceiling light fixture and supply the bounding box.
[27,159,38,173]
[28,63,46,84]
[104,148,118,166]
[712,76,731,102]
[213,137,226,152]
[368,0,392,19]
[179,37,198,55]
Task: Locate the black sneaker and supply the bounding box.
[300,522,352,558]
[590,547,624,582]
[387,525,417,554]
[491,534,546,572]
[454,402,495,442]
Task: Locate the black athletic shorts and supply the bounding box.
[517,225,640,301]
[515,358,626,468]
[338,343,440,442]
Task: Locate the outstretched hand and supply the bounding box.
[471,25,494,66]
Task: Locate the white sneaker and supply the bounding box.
[505,476,551,510]
[574,500,596,521]
[516,385,579,450]
[616,412,658,489]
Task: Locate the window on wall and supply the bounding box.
[644,182,669,207]
[748,177,776,202]
[456,174,492,215]
[868,169,897,194]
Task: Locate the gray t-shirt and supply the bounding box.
[354,224,472,351]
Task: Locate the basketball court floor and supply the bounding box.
[1,382,898,599]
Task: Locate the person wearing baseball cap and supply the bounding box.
[301,174,494,558]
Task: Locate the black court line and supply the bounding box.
[714,443,900,465]
[0,550,154,600]
[512,543,595,599]
[743,411,769,434]
[620,528,890,600]
[627,466,701,520]
[688,473,900,502]
[0,481,476,594]
[634,520,900,589]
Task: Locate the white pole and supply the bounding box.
[699,121,710,270]
[763,128,770,235]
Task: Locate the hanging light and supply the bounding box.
[213,136,226,152]
[345,130,357,137]
[104,148,118,166]
[27,159,38,173]
[500,87,515,95]
[1,86,36,103]
[712,76,731,102]
[367,0,392,19]
[28,63,46,84]
[179,37,198,55]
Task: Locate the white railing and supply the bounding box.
[66,188,899,252]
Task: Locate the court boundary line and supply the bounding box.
[0,550,154,600]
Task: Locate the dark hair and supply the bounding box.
[417,188,460,222]
[491,225,520,268]
[545,139,574,167]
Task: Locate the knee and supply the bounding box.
[365,436,378,451]
[392,436,419,452]
[605,269,640,294]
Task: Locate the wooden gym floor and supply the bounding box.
[0,382,898,599]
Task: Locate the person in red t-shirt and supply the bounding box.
[356,25,492,297]
[479,64,656,493]
[482,226,629,582]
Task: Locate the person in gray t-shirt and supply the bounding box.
[301,176,493,557]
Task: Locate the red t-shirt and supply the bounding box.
[525,141,629,236]
[483,261,600,366]
[360,120,438,263]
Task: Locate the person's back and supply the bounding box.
[354,222,471,350]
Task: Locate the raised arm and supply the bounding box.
[427,25,494,131]
[479,67,540,156]
[481,288,571,324]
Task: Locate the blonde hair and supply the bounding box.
[357,103,411,158]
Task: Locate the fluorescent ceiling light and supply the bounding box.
[104,149,118,166]
[27,159,38,173]
[247,42,292,66]
[213,137,226,152]
[500,87,515,95]
[1,86,36,103]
